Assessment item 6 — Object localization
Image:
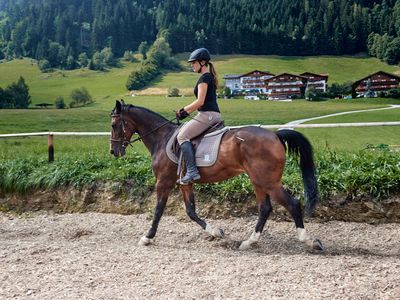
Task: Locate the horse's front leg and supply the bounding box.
[139,179,174,246]
[180,185,224,238]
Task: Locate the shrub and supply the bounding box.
[123,50,137,62]
[38,59,51,72]
[70,87,93,106]
[55,96,66,109]
[167,88,180,97]
[126,62,161,90]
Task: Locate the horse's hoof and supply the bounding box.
[206,225,225,238]
[238,240,251,251]
[214,228,225,238]
[138,236,152,246]
[312,239,324,251]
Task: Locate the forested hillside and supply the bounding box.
[0,0,400,64]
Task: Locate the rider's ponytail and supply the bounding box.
[208,62,219,88]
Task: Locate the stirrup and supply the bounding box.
[177,173,201,185]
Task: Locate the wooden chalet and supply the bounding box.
[300,72,329,92]
[353,71,400,97]
[240,70,275,92]
[223,70,275,93]
[265,73,308,100]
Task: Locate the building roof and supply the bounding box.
[223,74,242,79]
[265,73,308,82]
[240,70,275,77]
[300,72,329,80]
[223,70,274,80]
[352,71,400,87]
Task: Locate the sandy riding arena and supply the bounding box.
[1,212,399,299]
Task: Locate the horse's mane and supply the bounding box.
[125,104,170,123]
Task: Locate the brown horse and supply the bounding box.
[110,100,323,250]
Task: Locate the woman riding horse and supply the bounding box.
[110,100,323,251]
[175,48,222,185]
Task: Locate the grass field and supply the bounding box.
[1,54,400,106]
[151,54,400,92]
[1,55,399,158]
[0,98,399,160]
[0,58,139,106]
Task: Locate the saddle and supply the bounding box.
[166,121,229,167]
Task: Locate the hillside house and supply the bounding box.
[300,72,329,92]
[223,70,275,94]
[352,71,400,97]
[265,73,308,100]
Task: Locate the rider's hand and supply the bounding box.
[176,108,189,120]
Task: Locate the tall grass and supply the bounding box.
[1,149,399,204]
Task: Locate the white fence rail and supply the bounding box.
[1,121,400,161]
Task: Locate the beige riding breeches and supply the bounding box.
[177,111,222,145]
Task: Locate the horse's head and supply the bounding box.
[110,100,136,157]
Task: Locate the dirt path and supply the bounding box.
[286,104,400,125]
[1,212,399,299]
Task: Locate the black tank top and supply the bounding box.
[194,72,220,113]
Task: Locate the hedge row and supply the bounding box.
[1,150,399,205]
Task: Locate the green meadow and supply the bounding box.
[0,98,399,161]
[0,55,399,158]
[1,54,400,106]
[154,54,400,91]
[1,55,399,201]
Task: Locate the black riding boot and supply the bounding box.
[178,141,201,184]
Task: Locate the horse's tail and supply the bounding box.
[275,129,319,217]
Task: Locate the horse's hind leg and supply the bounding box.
[271,186,323,250]
[239,187,272,250]
[180,185,224,238]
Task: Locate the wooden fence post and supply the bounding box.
[48,134,54,162]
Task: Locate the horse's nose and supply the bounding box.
[110,149,114,155]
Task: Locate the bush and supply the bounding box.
[65,55,76,70]
[126,62,161,90]
[70,87,93,106]
[327,81,353,98]
[378,88,400,99]
[123,50,138,62]
[305,86,327,101]
[167,88,180,97]
[55,96,66,109]
[38,59,52,72]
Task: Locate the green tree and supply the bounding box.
[70,87,93,106]
[385,37,400,64]
[6,76,31,108]
[66,55,76,70]
[89,51,105,70]
[78,52,89,68]
[55,96,66,109]
[138,41,149,60]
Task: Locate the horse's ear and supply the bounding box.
[115,100,122,113]
[120,99,125,105]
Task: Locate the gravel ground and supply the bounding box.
[1,212,399,299]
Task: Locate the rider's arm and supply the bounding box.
[184,82,208,113]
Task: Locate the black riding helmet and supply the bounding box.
[187,48,211,63]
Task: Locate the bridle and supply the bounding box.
[110,111,136,149]
[110,106,178,150]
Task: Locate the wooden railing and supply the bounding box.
[1,121,400,162]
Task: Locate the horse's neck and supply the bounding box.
[129,109,176,155]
